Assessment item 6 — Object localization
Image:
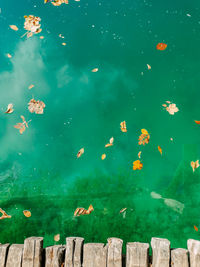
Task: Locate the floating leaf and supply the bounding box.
[5,103,14,114]
[133,160,143,170]
[194,121,200,124]
[120,208,127,213]
[92,68,98,72]
[120,121,127,132]
[138,151,141,158]
[138,129,150,145]
[158,146,162,155]
[23,15,42,38]
[191,160,200,172]
[162,102,179,115]
[74,204,94,217]
[14,116,31,134]
[23,210,31,217]
[147,64,151,70]
[194,225,198,232]
[105,137,114,147]
[101,154,106,160]
[0,208,11,220]
[28,84,34,90]
[156,43,167,51]
[77,148,84,158]
[28,98,45,114]
[9,25,18,31]
[54,234,60,242]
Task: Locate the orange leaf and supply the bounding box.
[54,234,60,242]
[195,121,200,124]
[194,225,198,231]
[158,146,162,155]
[23,210,31,217]
[133,160,143,170]
[156,43,167,51]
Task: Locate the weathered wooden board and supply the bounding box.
[126,242,149,267]
[151,238,170,267]
[45,245,65,267]
[82,243,107,267]
[22,237,43,267]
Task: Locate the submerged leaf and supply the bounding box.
[92,68,98,72]
[28,98,45,114]
[54,234,60,242]
[194,225,198,232]
[194,120,200,124]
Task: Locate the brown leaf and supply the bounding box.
[5,103,14,114]
[74,205,94,217]
[0,208,11,220]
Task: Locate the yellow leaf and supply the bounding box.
[101,154,106,160]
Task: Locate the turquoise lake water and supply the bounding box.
[1,0,200,249]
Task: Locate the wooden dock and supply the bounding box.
[0,236,199,266]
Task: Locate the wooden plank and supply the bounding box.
[187,239,200,267]
[107,238,123,267]
[6,244,24,267]
[45,245,65,267]
[22,237,43,267]
[126,242,149,267]
[0,244,9,267]
[73,237,84,267]
[64,237,84,267]
[151,238,170,267]
[171,248,189,267]
[82,243,107,267]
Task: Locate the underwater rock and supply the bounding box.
[126,242,149,267]
[171,248,189,267]
[151,238,170,267]
[6,244,24,267]
[45,245,65,267]
[82,243,107,267]
[0,244,9,267]
[187,239,200,267]
[64,237,84,267]
[107,238,123,267]
[22,237,43,267]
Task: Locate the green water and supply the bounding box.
[1,0,200,250]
